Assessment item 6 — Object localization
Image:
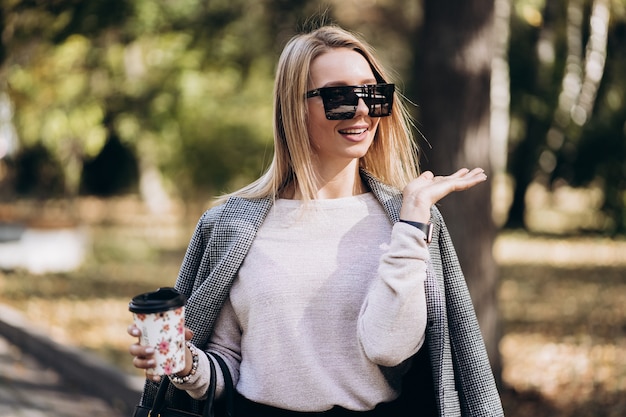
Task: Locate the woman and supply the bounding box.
[129,24,504,417]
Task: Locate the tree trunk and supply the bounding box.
[412,0,502,380]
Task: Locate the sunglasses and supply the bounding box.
[305,83,395,120]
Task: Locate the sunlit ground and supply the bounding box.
[0,184,625,417]
[496,234,626,416]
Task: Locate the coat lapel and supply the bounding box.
[186,196,273,347]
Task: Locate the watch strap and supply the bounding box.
[399,219,433,244]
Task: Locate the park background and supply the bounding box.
[0,1,625,416]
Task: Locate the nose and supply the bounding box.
[353,97,370,118]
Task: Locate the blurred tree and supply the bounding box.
[412,0,502,376]
[80,131,139,196]
[1,0,132,200]
[1,0,132,188]
[3,0,625,229]
[505,0,624,234]
[2,0,328,210]
[560,0,626,234]
[109,0,278,209]
[12,143,64,197]
[505,0,568,230]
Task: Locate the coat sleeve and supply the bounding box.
[433,208,504,417]
[138,205,224,410]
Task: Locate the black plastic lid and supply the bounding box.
[128,287,187,314]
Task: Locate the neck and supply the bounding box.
[292,160,367,200]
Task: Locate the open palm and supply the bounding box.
[399,168,487,223]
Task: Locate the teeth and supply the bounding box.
[340,129,367,134]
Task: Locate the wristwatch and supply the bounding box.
[399,219,433,244]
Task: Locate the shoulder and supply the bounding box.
[195,196,273,235]
[197,196,271,221]
[188,203,226,243]
[197,202,227,226]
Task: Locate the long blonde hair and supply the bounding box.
[217,25,419,203]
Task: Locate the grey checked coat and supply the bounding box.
[139,170,505,417]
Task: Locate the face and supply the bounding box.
[306,48,381,171]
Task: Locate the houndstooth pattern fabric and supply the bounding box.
[138,169,504,417]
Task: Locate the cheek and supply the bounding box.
[307,122,325,151]
[307,107,332,146]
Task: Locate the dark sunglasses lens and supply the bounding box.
[363,84,394,118]
[319,85,394,120]
[319,87,359,120]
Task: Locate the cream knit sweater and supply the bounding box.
[173,193,430,412]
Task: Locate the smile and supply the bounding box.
[338,128,368,135]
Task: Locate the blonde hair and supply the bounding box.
[217,25,419,203]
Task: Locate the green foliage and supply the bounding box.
[1,0,625,232]
[1,0,419,201]
[2,0,281,199]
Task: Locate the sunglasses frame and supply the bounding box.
[305,83,395,120]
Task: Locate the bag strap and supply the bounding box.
[149,376,170,414]
[206,355,217,417]
[149,357,217,417]
[211,353,235,417]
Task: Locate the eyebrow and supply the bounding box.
[321,79,379,88]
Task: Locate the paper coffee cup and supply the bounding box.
[129,287,187,376]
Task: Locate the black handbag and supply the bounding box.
[133,353,234,417]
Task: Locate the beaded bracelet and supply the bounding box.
[169,341,199,384]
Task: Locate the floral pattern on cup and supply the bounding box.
[133,306,186,376]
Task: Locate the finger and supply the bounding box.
[184,328,194,341]
[465,168,487,181]
[423,169,486,200]
[464,167,486,179]
[444,168,485,184]
[429,169,471,185]
[452,172,487,191]
[129,343,155,359]
[133,355,157,370]
[407,171,434,191]
[148,373,162,383]
[419,170,434,180]
[128,324,141,338]
[447,168,471,178]
[130,344,158,374]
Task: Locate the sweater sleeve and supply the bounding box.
[170,297,242,400]
[357,222,429,367]
[169,347,213,400]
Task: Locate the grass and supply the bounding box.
[0,195,625,417]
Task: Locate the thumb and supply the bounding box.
[184,328,194,341]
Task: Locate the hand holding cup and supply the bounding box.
[128,287,188,381]
[128,323,194,382]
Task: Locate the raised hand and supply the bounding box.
[400,168,487,223]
